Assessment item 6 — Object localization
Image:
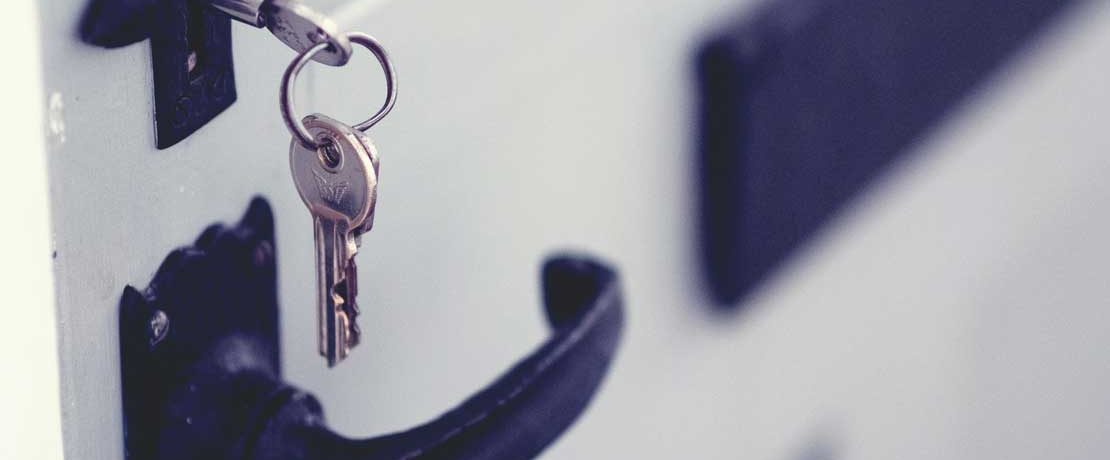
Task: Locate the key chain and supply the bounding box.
[281,32,397,366]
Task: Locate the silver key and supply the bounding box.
[290,114,379,366]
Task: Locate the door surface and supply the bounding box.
[26,0,1110,458]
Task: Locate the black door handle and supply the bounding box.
[119,198,625,460]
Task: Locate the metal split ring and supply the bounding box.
[280,32,398,150]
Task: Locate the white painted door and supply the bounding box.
[10,0,1110,458]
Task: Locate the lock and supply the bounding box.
[78,0,355,149]
[81,0,237,148]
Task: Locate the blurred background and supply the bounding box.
[5,0,1110,458]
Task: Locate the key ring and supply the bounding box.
[281,32,398,150]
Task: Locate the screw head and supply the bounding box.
[149,309,170,347]
[252,240,273,268]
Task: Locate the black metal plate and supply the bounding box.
[79,0,238,148]
[150,0,237,149]
[119,198,279,459]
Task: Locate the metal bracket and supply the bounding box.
[150,0,237,148]
[80,0,237,149]
[118,197,279,459]
[79,0,349,149]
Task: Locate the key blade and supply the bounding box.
[315,217,357,366]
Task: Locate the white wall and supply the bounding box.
[37,0,1110,458]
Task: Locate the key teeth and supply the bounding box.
[347,314,361,347]
[343,256,361,347]
[337,296,360,349]
[332,259,361,357]
[324,260,363,365]
[336,311,351,361]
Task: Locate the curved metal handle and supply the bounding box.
[119,198,624,460]
[252,256,624,460]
